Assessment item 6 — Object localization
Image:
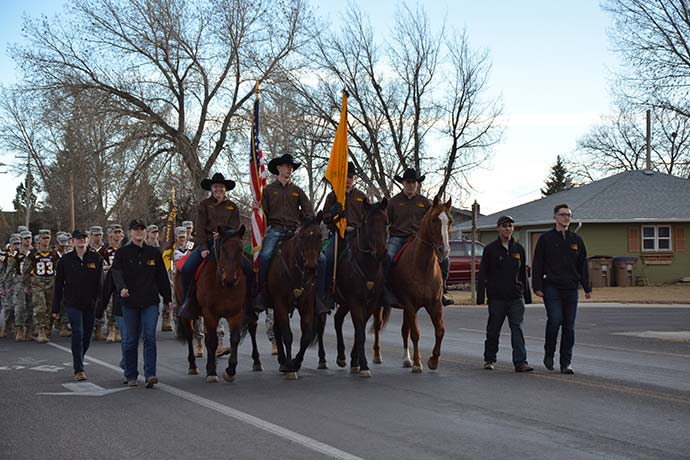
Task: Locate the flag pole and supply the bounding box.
[330,89,348,295]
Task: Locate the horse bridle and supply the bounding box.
[277,228,316,301]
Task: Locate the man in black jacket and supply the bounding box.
[51,229,104,381]
[477,216,533,373]
[111,219,172,388]
[532,203,592,375]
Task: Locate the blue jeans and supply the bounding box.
[258,227,289,290]
[384,236,408,277]
[323,233,337,291]
[114,313,128,378]
[181,240,255,303]
[543,285,579,367]
[122,304,159,381]
[484,298,527,365]
[65,307,96,374]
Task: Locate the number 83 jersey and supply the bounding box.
[26,249,60,277]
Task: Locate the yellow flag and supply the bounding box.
[324,91,349,238]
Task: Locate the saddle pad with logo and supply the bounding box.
[176,253,208,281]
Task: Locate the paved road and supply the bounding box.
[1,304,689,460]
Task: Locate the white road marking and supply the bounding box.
[39,382,131,397]
[47,342,365,460]
[613,331,690,341]
[30,365,65,373]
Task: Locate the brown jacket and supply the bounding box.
[197,196,241,251]
[387,191,431,238]
[323,188,367,230]
[262,180,314,230]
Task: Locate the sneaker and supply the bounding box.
[543,356,554,371]
[127,380,138,387]
[145,376,159,388]
[483,361,495,370]
[442,294,454,306]
[560,365,575,375]
[515,363,534,373]
[74,371,87,381]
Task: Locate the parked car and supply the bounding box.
[446,239,484,286]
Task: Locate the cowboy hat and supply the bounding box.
[267,153,301,175]
[200,172,236,191]
[394,168,425,184]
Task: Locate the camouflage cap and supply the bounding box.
[56,234,70,246]
[89,225,104,236]
[17,225,28,233]
[39,229,51,238]
[20,230,32,239]
[146,224,159,233]
[182,221,193,229]
[9,235,21,244]
[108,224,124,234]
[175,226,187,238]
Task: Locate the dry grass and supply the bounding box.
[448,284,690,305]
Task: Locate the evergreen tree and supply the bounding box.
[541,156,574,196]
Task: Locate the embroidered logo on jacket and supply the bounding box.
[147,259,156,266]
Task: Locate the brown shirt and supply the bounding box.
[323,187,367,230]
[197,196,241,251]
[262,180,314,230]
[387,191,431,238]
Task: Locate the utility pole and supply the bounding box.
[470,200,480,303]
[25,155,32,228]
[646,109,652,170]
[69,174,75,231]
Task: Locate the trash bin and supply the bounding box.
[613,256,638,287]
[588,257,613,288]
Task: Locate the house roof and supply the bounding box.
[460,170,690,230]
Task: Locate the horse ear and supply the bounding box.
[433,195,440,207]
[238,224,246,238]
[445,197,452,209]
[316,210,323,224]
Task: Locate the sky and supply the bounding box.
[0,0,618,215]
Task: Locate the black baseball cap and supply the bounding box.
[496,215,515,226]
[72,229,88,239]
[129,218,147,230]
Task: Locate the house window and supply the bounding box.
[641,225,672,252]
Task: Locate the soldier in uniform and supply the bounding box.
[321,161,368,311]
[5,230,34,341]
[384,168,453,306]
[53,232,73,337]
[0,234,20,338]
[89,226,105,251]
[171,226,203,356]
[255,154,325,311]
[22,229,61,343]
[146,225,161,250]
[182,221,194,248]
[96,224,124,342]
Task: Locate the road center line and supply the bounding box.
[48,342,365,460]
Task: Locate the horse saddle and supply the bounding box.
[176,253,209,281]
[393,239,414,265]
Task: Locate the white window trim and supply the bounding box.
[641,225,673,252]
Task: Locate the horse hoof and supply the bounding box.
[317,362,328,370]
[373,356,383,364]
[359,370,372,378]
[252,363,264,372]
[411,365,423,374]
[223,372,235,383]
[428,358,439,370]
[286,372,299,380]
[336,358,347,368]
[188,368,199,375]
[350,367,360,374]
[206,375,220,383]
[402,359,413,368]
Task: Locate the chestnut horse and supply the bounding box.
[268,213,323,380]
[177,225,262,382]
[389,196,452,372]
[328,199,388,377]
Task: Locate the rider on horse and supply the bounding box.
[322,161,368,310]
[179,172,255,320]
[384,168,453,306]
[254,153,327,313]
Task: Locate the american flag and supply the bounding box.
[250,86,266,271]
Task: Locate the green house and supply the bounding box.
[459,170,689,285]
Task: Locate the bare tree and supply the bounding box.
[12,0,311,193]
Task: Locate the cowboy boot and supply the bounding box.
[93,326,106,341]
[195,338,204,358]
[179,285,200,321]
[37,327,49,344]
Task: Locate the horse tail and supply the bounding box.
[369,305,392,333]
[176,318,193,343]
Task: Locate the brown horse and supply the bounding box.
[177,225,262,382]
[389,196,452,372]
[268,212,323,380]
[328,199,388,377]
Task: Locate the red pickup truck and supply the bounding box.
[446,240,484,286]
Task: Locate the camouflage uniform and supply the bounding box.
[98,244,120,341]
[5,243,32,341]
[23,243,60,343]
[0,244,13,337]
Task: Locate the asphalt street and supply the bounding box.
[1,304,689,460]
